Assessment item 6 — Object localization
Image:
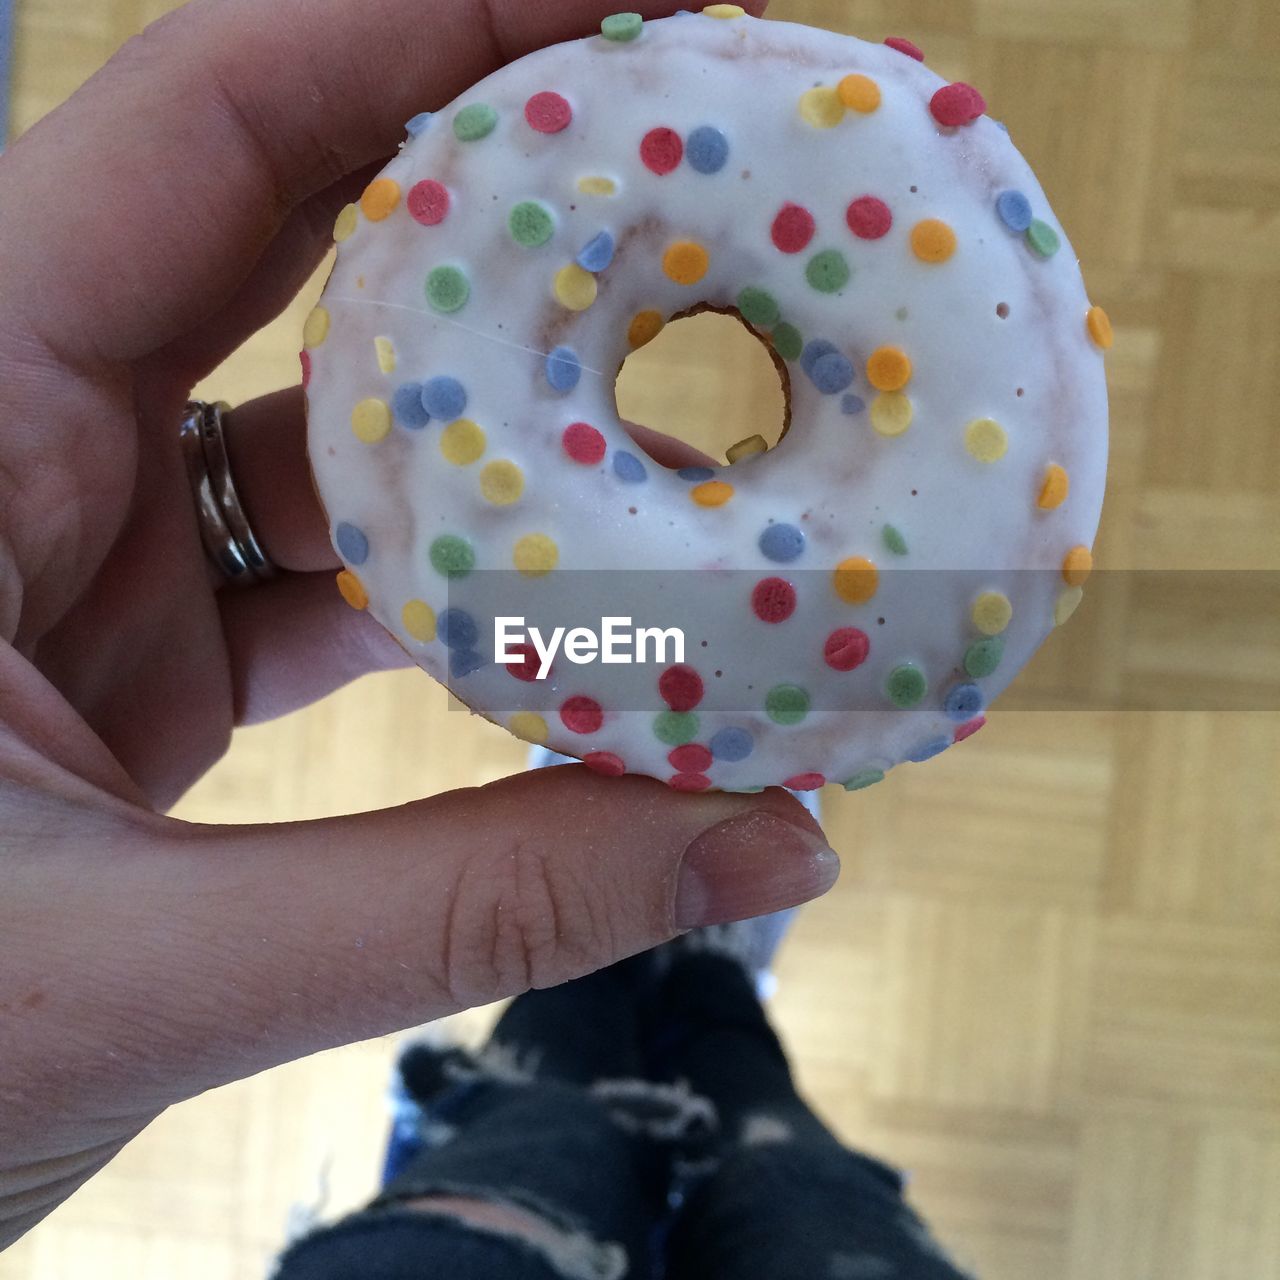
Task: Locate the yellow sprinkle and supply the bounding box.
[480,459,525,506]
[838,74,881,113]
[360,178,400,222]
[866,346,912,392]
[910,218,957,264]
[628,309,665,348]
[691,480,734,507]
[799,86,845,129]
[870,392,913,437]
[351,397,391,444]
[1055,586,1084,626]
[972,592,1013,635]
[1038,464,1069,510]
[833,556,879,604]
[402,599,436,642]
[727,434,768,463]
[965,418,1008,463]
[440,419,487,466]
[336,570,368,611]
[333,204,359,243]
[663,241,710,286]
[513,533,559,577]
[1062,545,1093,586]
[509,711,549,745]
[303,306,330,349]
[374,336,396,374]
[1086,305,1114,350]
[703,3,746,16]
[554,263,599,311]
[578,176,618,196]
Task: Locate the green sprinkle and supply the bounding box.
[882,524,909,556]
[765,683,810,726]
[601,12,643,41]
[886,664,926,708]
[1026,219,1060,258]
[429,534,475,578]
[842,768,885,792]
[771,322,803,361]
[805,249,851,294]
[454,103,498,142]
[737,286,781,329]
[427,266,470,313]
[653,710,699,746]
[509,201,555,248]
[964,636,1004,678]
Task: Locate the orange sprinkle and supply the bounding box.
[336,570,368,610]
[833,556,879,604]
[837,74,881,113]
[360,178,401,222]
[663,241,710,286]
[1062,545,1093,586]
[1038,464,1069,510]
[692,480,734,507]
[628,309,665,348]
[866,346,912,391]
[910,219,957,264]
[1086,305,1114,350]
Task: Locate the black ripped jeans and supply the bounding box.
[272,950,976,1280]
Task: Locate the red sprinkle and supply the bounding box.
[846,195,893,240]
[884,36,924,60]
[407,179,450,226]
[669,744,713,773]
[640,127,684,175]
[930,83,987,127]
[824,627,870,672]
[299,350,311,389]
[562,421,607,465]
[784,772,826,791]
[584,751,626,776]
[505,642,542,682]
[659,664,704,712]
[525,91,573,134]
[752,577,797,623]
[771,202,816,254]
[954,716,987,743]
[670,773,712,793]
[561,696,603,735]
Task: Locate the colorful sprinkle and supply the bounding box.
[336,570,368,610]
[824,626,870,671]
[351,398,392,444]
[771,323,804,361]
[886,664,926,708]
[1026,219,1060,257]
[659,663,704,711]
[759,522,805,562]
[509,200,556,247]
[1055,586,1084,625]
[752,576,798,623]
[703,3,746,15]
[561,696,603,734]
[563,421,607,465]
[654,710,700,746]
[806,250,851,293]
[360,178,400,221]
[1038,464,1069,510]
[509,711,549,745]
[842,394,866,415]
[1062,545,1093,586]
[847,195,892,240]
[438,607,479,651]
[453,103,498,141]
[710,727,754,761]
[404,112,433,138]
[910,219,957,264]
[972,591,1012,635]
[584,752,627,776]
[427,265,470,313]
[728,434,768,463]
[995,189,1032,233]
[884,36,924,60]
[546,347,582,392]
[440,419,487,466]
[692,480,734,507]
[833,556,878,604]
[601,12,643,41]
[299,350,311,388]
[930,83,986,127]
[669,743,713,773]
[480,459,524,506]
[407,179,451,227]
[785,772,826,791]
[504,643,541,682]
[374,337,396,374]
[810,350,856,394]
[737,286,781,328]
[402,599,436,642]
[423,376,468,421]
[392,382,430,429]
[842,768,885,790]
[555,263,599,310]
[641,127,684,175]
[799,86,844,129]
[663,241,710,285]
[333,204,358,242]
[866,346,912,392]
[870,392,913,437]
[678,467,716,482]
[765,684,810,726]
[303,307,330,348]
[670,773,712,792]
[882,524,909,556]
[578,176,619,196]
[1087,305,1114,350]
[965,417,1008,463]
[577,231,616,273]
[838,74,881,113]
[954,716,986,743]
[907,736,951,763]
[801,339,838,377]
[525,91,572,134]
[964,636,1004,678]
[613,451,647,483]
[335,522,369,565]
[628,310,665,348]
[944,684,984,722]
[771,203,816,255]
[513,533,559,576]
[687,126,730,174]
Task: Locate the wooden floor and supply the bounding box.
[4,0,1279,1277]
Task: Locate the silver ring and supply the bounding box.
[179,400,277,585]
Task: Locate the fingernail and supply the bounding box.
[675,811,841,930]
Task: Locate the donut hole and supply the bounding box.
[615,308,790,469]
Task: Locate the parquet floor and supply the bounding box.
[3,1,1278,1277]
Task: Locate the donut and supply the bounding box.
[304,8,1110,794]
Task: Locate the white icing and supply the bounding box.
[306,12,1109,791]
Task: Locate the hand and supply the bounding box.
[0,0,837,1247]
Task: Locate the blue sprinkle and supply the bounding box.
[808,351,855,395]
[800,339,839,378]
[686,125,730,175]
[759,522,805,562]
[334,522,369,566]
[546,346,582,392]
[841,394,867,415]
[449,648,487,679]
[677,466,716,482]
[576,230,616,273]
[996,189,1033,233]
[906,736,951,763]
[392,381,431,429]
[438,608,479,651]
[613,451,648,483]
[944,683,985,722]
[422,376,468,421]
[994,119,1009,134]
[710,726,754,762]
[405,112,434,137]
